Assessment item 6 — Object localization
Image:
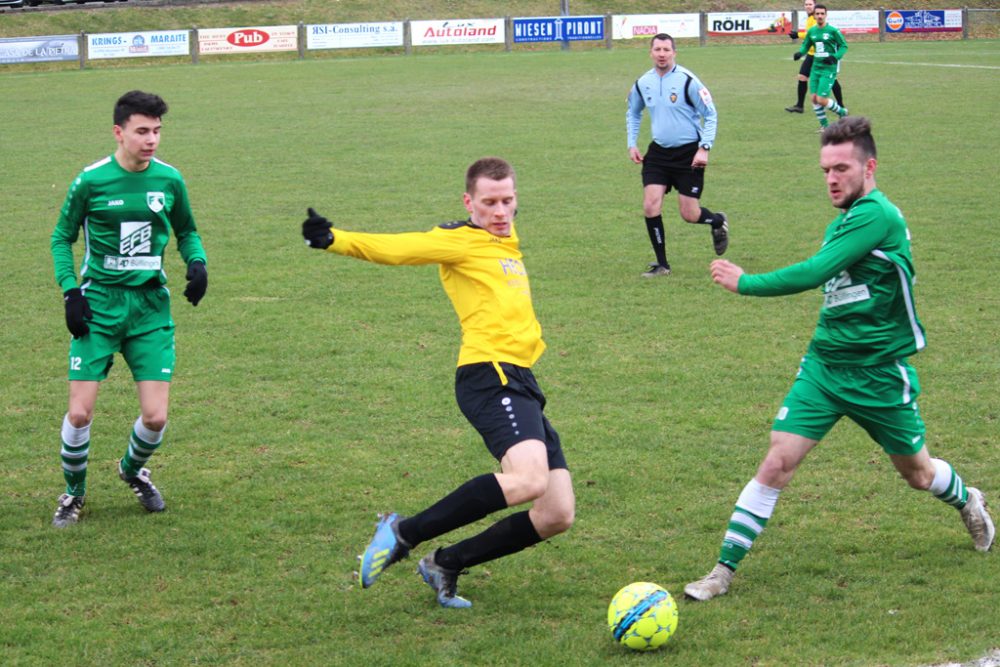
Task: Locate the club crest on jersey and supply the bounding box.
[147,191,165,213]
[670,91,678,103]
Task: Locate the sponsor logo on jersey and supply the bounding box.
[108,199,124,207]
[120,221,153,256]
[103,255,163,271]
[824,284,871,308]
[147,191,165,213]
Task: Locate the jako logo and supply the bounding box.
[228,29,269,46]
[885,12,905,31]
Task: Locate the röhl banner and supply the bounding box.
[707,12,795,36]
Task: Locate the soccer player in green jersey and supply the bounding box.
[301,157,575,609]
[50,90,208,527]
[793,4,848,129]
[684,117,994,602]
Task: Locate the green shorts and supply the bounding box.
[772,354,926,456]
[68,283,176,382]
[809,67,838,99]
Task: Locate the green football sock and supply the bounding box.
[60,414,90,496]
[718,479,780,571]
[813,104,828,127]
[120,417,164,477]
[929,458,969,509]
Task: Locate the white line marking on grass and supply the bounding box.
[849,59,1000,70]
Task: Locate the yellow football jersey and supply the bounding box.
[804,14,817,55]
[329,220,545,368]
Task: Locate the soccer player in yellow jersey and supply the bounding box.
[301,157,575,609]
[786,0,845,113]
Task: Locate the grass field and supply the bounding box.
[2,32,999,667]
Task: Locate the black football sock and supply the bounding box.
[699,208,724,227]
[832,80,844,107]
[644,216,668,267]
[397,473,506,547]
[796,80,807,107]
[435,510,542,571]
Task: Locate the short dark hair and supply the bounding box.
[821,116,877,161]
[814,3,828,11]
[114,90,168,127]
[465,157,515,194]
[650,33,675,49]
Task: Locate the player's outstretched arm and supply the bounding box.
[710,259,744,293]
[303,207,334,249]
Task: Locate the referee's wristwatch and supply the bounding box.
[700,143,711,151]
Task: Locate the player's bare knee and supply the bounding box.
[66,409,92,428]
[533,505,574,538]
[520,472,549,502]
[141,414,168,432]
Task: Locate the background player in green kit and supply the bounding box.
[50,90,208,527]
[684,117,994,602]
[793,4,848,130]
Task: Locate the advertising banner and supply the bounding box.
[884,9,962,32]
[87,31,190,60]
[612,14,701,40]
[197,26,298,54]
[307,22,404,49]
[512,16,604,43]
[824,10,880,34]
[707,12,794,36]
[0,35,78,64]
[410,19,505,46]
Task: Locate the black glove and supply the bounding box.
[824,55,837,65]
[184,261,208,306]
[63,288,92,338]
[793,51,803,61]
[789,31,799,40]
[303,207,334,249]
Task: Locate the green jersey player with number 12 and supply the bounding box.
[50,90,208,527]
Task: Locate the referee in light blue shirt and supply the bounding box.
[626,33,729,278]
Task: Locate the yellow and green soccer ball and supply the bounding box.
[607,582,679,651]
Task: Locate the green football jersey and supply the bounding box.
[51,155,206,292]
[739,189,926,367]
[799,23,847,69]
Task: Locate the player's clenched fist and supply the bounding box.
[302,207,334,249]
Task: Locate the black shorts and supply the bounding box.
[455,362,568,470]
[798,54,814,77]
[641,141,705,198]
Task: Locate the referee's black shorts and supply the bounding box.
[799,53,814,77]
[641,140,705,198]
[455,361,568,470]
